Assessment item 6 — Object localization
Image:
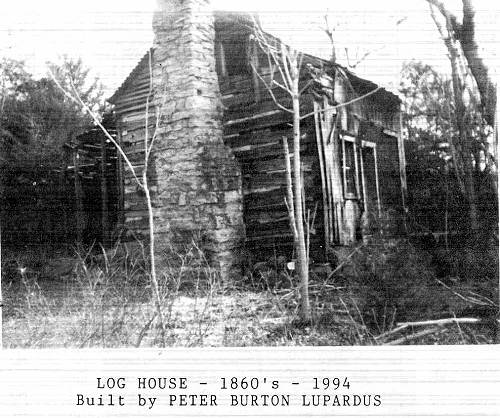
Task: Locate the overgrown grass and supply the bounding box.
[330,236,498,344]
[2,237,497,347]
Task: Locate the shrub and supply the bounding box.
[342,239,446,330]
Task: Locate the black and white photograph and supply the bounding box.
[0,1,499,414]
[0,0,498,348]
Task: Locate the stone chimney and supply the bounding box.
[151,0,244,280]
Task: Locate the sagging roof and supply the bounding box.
[108,12,400,109]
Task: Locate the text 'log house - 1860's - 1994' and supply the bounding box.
[101,1,406,277]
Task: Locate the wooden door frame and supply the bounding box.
[359,139,381,217]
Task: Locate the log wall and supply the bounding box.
[111,10,404,266]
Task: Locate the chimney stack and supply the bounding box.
[151,0,244,280]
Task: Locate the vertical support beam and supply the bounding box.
[358,143,371,243]
[326,108,338,243]
[73,150,84,243]
[373,145,382,218]
[322,97,336,245]
[353,140,360,199]
[218,42,227,77]
[397,112,408,232]
[341,133,347,198]
[314,101,329,254]
[116,124,125,230]
[359,146,367,212]
[320,96,344,246]
[251,41,261,103]
[100,134,109,246]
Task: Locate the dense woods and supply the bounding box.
[0,58,107,247]
[400,60,497,241]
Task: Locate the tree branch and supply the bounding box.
[299,79,314,96]
[385,327,441,345]
[249,62,293,113]
[376,317,499,342]
[425,0,496,126]
[144,50,152,172]
[424,0,461,33]
[300,86,381,120]
[281,43,294,88]
[323,14,336,62]
[50,69,143,187]
[251,18,292,92]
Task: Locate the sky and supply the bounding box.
[0,0,498,98]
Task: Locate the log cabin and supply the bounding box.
[107,0,407,279]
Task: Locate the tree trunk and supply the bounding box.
[282,137,298,244]
[460,0,496,127]
[464,162,480,234]
[425,0,496,127]
[59,163,69,243]
[143,171,165,346]
[143,47,166,344]
[431,4,481,238]
[73,151,84,244]
[100,135,109,247]
[291,61,311,323]
[448,38,480,236]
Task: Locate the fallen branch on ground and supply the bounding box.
[385,327,441,345]
[466,290,497,307]
[376,317,500,341]
[435,278,496,307]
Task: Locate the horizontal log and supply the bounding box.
[245,233,294,242]
[223,112,295,136]
[243,185,281,196]
[115,102,149,116]
[241,155,315,175]
[225,109,282,126]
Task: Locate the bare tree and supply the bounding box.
[425,0,496,128]
[251,23,312,322]
[49,51,167,344]
[426,0,497,236]
[323,13,407,70]
[251,18,383,321]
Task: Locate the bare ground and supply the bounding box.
[2,245,497,348]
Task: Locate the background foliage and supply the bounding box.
[0,57,104,169]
